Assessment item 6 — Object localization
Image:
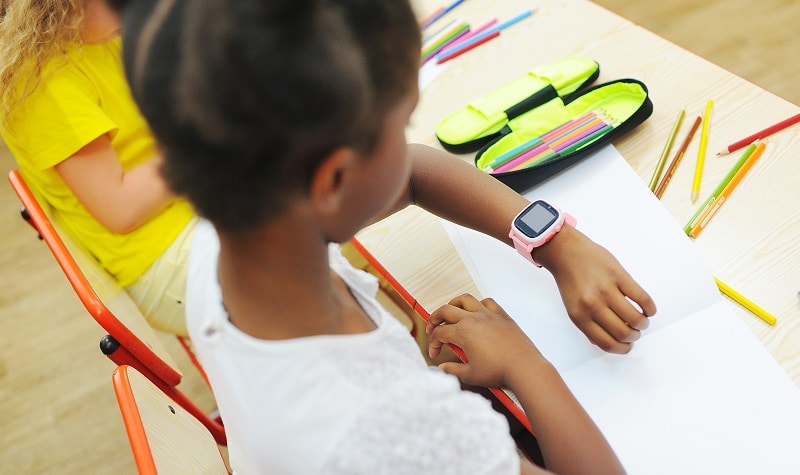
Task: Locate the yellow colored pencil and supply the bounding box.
[714,277,777,325]
[692,100,713,203]
[689,142,765,238]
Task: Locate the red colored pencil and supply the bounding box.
[717,112,800,155]
[436,30,500,64]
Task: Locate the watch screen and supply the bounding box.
[515,201,559,238]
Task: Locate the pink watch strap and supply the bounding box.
[511,212,576,267]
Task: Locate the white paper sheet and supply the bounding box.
[444,146,720,371]
[419,60,446,92]
[441,146,800,474]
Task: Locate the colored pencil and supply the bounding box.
[714,277,777,325]
[543,113,601,144]
[544,122,614,157]
[682,143,756,234]
[436,9,534,60]
[479,136,542,171]
[486,112,600,172]
[504,150,552,172]
[422,18,456,43]
[479,9,532,35]
[541,112,598,142]
[692,100,713,203]
[717,112,800,155]
[507,125,614,172]
[419,6,445,28]
[649,109,685,191]
[688,142,766,238]
[421,20,469,59]
[421,0,466,30]
[490,112,608,173]
[445,18,498,50]
[436,30,500,64]
[505,123,614,172]
[548,118,606,150]
[492,139,550,173]
[422,27,471,64]
[558,122,619,155]
[501,147,552,173]
[654,116,702,199]
[558,124,614,155]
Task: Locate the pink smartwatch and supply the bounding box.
[509,200,576,267]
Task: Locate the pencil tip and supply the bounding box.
[716,150,728,156]
[691,191,698,203]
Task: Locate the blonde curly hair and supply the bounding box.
[0,0,84,123]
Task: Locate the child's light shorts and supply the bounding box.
[126,217,198,337]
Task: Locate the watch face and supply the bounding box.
[514,200,559,238]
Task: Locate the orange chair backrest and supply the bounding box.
[7,169,182,385]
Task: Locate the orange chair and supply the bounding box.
[112,365,230,474]
[9,167,540,460]
[7,169,226,445]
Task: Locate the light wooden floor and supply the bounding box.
[1,1,798,472]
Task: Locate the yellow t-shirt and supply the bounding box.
[1,38,194,286]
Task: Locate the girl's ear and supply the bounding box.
[308,147,358,218]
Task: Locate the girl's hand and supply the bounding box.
[535,225,657,354]
[427,294,546,389]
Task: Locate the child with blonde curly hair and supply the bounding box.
[0,0,195,336]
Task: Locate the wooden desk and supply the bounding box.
[357,0,800,387]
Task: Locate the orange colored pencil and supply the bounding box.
[689,142,766,237]
[420,6,445,27]
[654,116,702,199]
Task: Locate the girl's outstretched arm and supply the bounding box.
[379,143,655,354]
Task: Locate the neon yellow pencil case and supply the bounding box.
[435,56,600,153]
[474,79,652,192]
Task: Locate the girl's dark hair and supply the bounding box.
[120,0,420,232]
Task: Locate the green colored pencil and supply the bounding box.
[682,143,757,234]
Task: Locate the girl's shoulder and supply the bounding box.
[38,37,122,81]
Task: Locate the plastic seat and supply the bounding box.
[7,169,226,445]
[112,365,230,474]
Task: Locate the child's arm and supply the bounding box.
[427,294,626,475]
[385,143,656,354]
[55,133,179,234]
